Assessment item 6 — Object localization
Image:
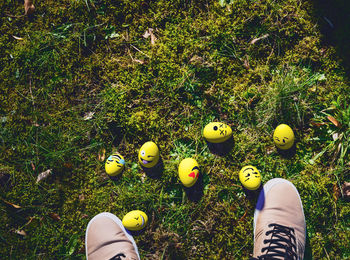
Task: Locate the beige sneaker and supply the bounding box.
[85,212,140,260]
[252,178,306,260]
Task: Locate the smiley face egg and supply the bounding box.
[203,122,233,143]
[178,158,200,188]
[122,210,148,231]
[105,153,125,176]
[138,141,160,168]
[273,124,295,150]
[239,165,261,190]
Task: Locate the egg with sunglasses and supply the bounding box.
[105,153,125,176]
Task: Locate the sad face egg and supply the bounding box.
[239,165,261,190]
[122,210,148,231]
[105,153,125,176]
[273,124,295,150]
[178,158,200,188]
[203,122,233,143]
[138,141,160,168]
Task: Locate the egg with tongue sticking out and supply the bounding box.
[138,141,160,168]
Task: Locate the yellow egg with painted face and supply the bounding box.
[178,158,200,188]
[138,141,160,168]
[203,122,233,143]
[273,124,295,150]
[105,153,125,176]
[239,165,261,190]
[122,210,148,231]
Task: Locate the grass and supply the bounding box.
[0,0,349,259]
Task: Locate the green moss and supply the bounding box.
[0,0,349,258]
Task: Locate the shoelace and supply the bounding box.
[109,253,126,260]
[253,223,298,260]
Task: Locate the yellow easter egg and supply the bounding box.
[105,153,125,176]
[273,124,295,150]
[138,141,160,168]
[122,210,148,231]
[239,166,261,190]
[178,158,199,188]
[203,122,233,143]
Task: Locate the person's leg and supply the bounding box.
[85,212,140,260]
[252,178,306,259]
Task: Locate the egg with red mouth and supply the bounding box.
[122,210,148,231]
[178,158,200,188]
[138,141,160,168]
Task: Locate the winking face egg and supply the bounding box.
[203,122,233,143]
[122,210,148,231]
[138,141,160,168]
[239,165,261,190]
[273,124,295,150]
[178,158,200,188]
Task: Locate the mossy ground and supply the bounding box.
[0,0,349,259]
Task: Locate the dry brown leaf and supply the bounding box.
[12,35,24,41]
[31,161,35,171]
[239,210,248,222]
[189,55,204,65]
[143,28,157,45]
[2,199,21,208]
[332,132,339,141]
[327,115,340,128]
[266,146,275,155]
[333,184,341,202]
[310,121,326,127]
[142,30,151,38]
[24,0,35,15]
[98,148,106,161]
[79,194,85,201]
[36,169,52,183]
[134,59,145,64]
[150,34,157,45]
[250,34,269,44]
[84,111,95,120]
[48,213,61,221]
[24,217,35,226]
[63,162,73,169]
[15,230,27,236]
[243,57,250,69]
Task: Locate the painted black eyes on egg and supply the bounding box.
[213,126,218,131]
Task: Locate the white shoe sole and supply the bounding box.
[85,212,140,260]
[253,178,305,236]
